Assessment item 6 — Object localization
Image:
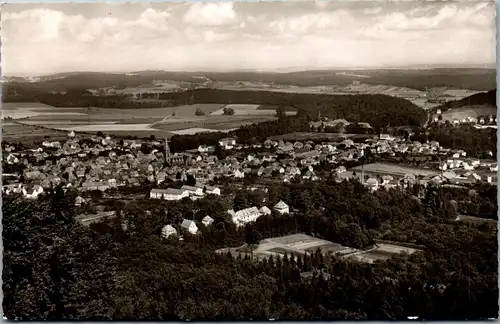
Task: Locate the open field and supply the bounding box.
[440,105,496,122]
[351,163,439,178]
[216,233,422,264]
[3,102,277,138]
[455,214,497,224]
[57,124,160,132]
[2,122,73,144]
[169,128,237,135]
[268,132,374,142]
[153,115,276,131]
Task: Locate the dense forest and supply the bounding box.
[437,89,496,113]
[412,122,497,158]
[3,179,498,320]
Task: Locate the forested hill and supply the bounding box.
[439,89,496,112]
[166,89,427,128]
[5,68,496,91]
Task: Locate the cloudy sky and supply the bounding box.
[2,1,496,76]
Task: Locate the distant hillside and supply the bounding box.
[4,68,496,92]
[439,89,496,112]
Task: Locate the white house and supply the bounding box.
[259,206,272,216]
[22,185,44,199]
[68,130,76,138]
[365,178,379,191]
[6,154,19,164]
[181,185,204,197]
[218,137,236,150]
[234,169,245,178]
[381,175,394,185]
[274,200,290,214]
[490,164,498,172]
[202,215,214,227]
[228,207,262,226]
[150,188,189,201]
[74,196,86,207]
[204,185,221,195]
[161,225,178,238]
[180,219,198,235]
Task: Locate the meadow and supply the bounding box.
[440,105,497,122]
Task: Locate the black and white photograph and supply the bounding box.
[1,0,498,320]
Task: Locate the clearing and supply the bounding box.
[440,105,496,122]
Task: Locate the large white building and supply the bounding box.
[228,207,262,227]
[150,188,189,201]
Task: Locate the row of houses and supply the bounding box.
[162,216,215,238]
[150,184,221,201]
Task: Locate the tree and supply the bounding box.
[223,107,235,116]
[195,108,205,116]
[276,106,287,119]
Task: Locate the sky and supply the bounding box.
[1,1,496,76]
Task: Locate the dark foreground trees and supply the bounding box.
[3,182,498,320]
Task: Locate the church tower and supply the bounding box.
[165,138,171,164]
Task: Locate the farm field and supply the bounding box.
[351,163,439,178]
[440,105,496,122]
[56,124,159,132]
[3,102,279,138]
[153,115,276,132]
[2,122,74,144]
[169,128,236,135]
[268,132,374,142]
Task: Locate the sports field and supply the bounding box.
[351,163,439,178]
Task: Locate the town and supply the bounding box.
[3,124,497,240]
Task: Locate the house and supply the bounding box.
[198,185,220,195]
[6,154,19,164]
[381,175,394,185]
[181,185,204,197]
[76,211,116,226]
[68,130,76,138]
[218,137,236,149]
[259,206,272,215]
[22,185,44,199]
[234,169,245,178]
[443,171,457,181]
[74,196,86,207]
[228,207,262,226]
[150,188,189,200]
[274,200,290,214]
[161,225,178,239]
[180,219,198,235]
[365,178,379,191]
[202,215,214,227]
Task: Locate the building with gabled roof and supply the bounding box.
[274,200,290,214]
[180,219,198,235]
[202,215,214,227]
[161,225,178,239]
[259,206,272,215]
